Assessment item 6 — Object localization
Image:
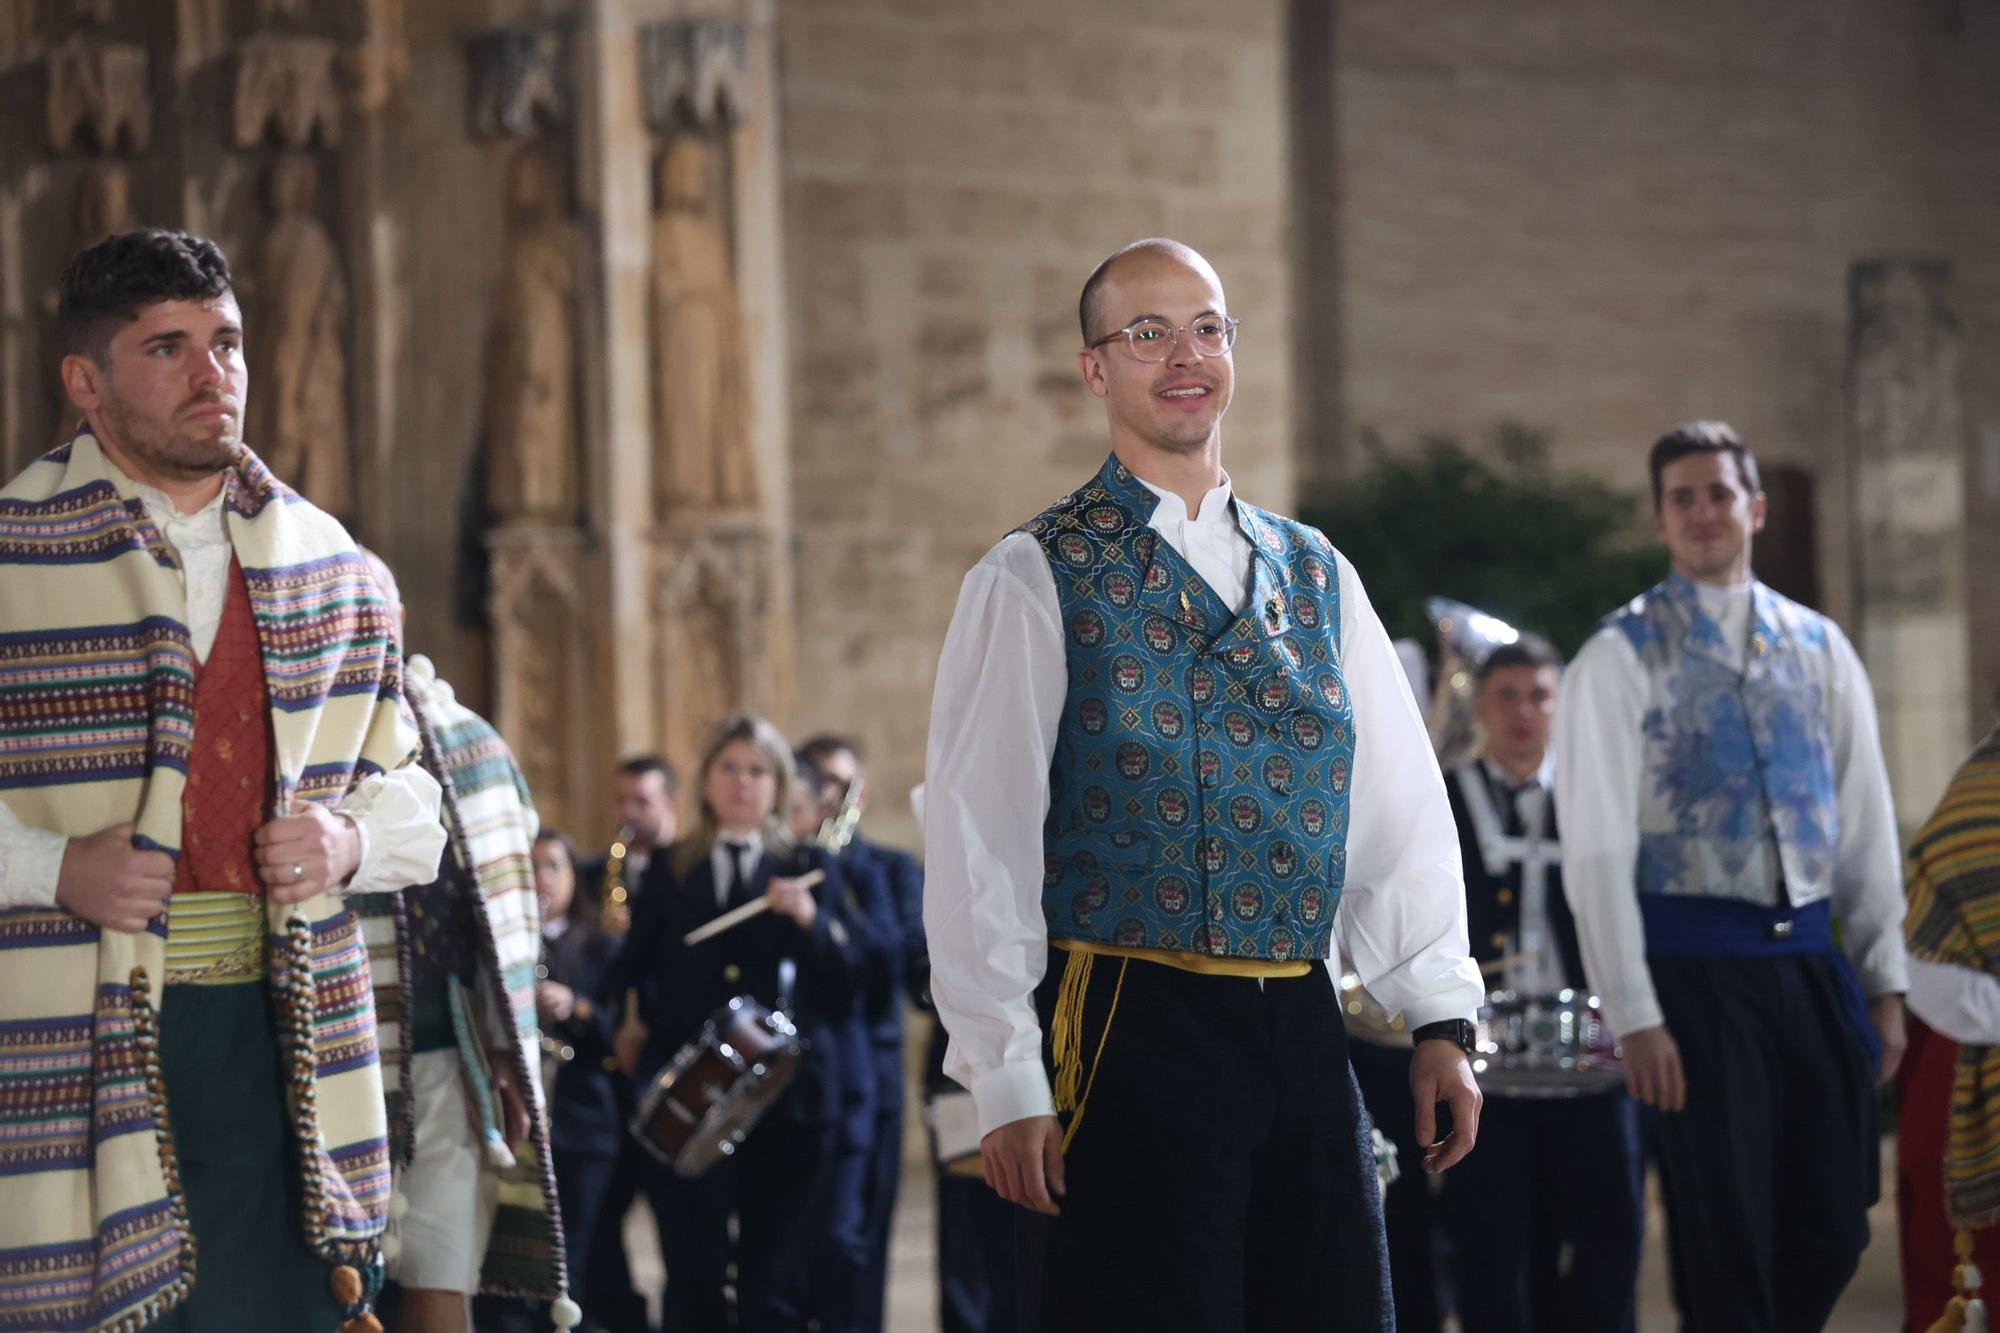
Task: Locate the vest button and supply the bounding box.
[723,964,742,983]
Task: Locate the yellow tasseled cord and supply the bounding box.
[1050,953,1094,1113]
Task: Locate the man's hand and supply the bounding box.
[254,800,363,903]
[766,874,819,930]
[491,1055,532,1151]
[1870,993,1907,1087]
[1409,1039,1482,1173]
[56,823,173,932]
[981,1114,1065,1216]
[1620,1025,1686,1111]
[608,1012,648,1072]
[536,979,576,1024]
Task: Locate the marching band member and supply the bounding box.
[1436,636,1643,1333]
[610,714,869,1330]
[533,830,628,1329]
[797,736,930,1333]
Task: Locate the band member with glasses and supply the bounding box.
[610,715,870,1331]
[924,237,1484,1331]
[1436,636,1643,1333]
[1555,421,1908,1331]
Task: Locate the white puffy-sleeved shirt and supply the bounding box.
[923,472,1483,1136]
[1553,578,1908,1038]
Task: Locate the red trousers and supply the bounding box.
[1898,1015,2000,1329]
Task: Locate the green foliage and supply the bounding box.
[1298,424,1666,657]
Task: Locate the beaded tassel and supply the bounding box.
[121,966,198,1331]
[1927,1229,1990,1333]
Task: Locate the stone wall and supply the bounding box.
[1323,0,2000,814]
[777,0,1297,843]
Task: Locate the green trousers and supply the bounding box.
[139,980,342,1333]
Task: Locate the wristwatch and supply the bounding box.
[1411,1018,1476,1055]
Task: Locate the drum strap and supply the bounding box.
[1049,948,1129,1154]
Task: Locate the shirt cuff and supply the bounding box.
[1399,993,1480,1031]
[0,824,68,910]
[1601,994,1665,1040]
[338,766,447,897]
[1847,931,1911,999]
[971,1060,1055,1139]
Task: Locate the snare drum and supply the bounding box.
[925,1088,985,1180]
[630,995,801,1176]
[1471,989,1623,1098]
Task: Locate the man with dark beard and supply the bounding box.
[0,229,445,1331]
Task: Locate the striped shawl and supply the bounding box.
[353,657,567,1299]
[0,435,417,1331]
[1906,725,2000,1228]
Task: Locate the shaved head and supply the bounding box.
[1078,238,1220,344]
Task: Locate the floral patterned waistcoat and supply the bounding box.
[1606,573,1839,909]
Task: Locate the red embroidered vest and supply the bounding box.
[173,557,274,895]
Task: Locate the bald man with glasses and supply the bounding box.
[923,238,1484,1332]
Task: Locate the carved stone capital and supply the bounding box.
[640,19,748,135]
[46,33,150,154]
[234,34,342,148]
[468,24,572,139]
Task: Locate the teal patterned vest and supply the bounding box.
[1023,455,1355,961]
[1605,573,1840,909]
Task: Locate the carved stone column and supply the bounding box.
[474,18,601,834]
[1847,258,1973,825]
[487,528,592,837]
[637,5,795,778]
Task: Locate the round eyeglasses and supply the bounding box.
[1086,314,1240,363]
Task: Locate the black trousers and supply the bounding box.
[1349,1039,1444,1332]
[586,1132,655,1332]
[939,1166,1021,1333]
[646,1115,837,1332]
[141,981,342,1333]
[1648,952,1878,1333]
[1438,1091,1643,1333]
[1017,954,1390,1333]
[858,1044,905,1333]
[551,1148,621,1322]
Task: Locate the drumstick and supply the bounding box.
[1478,951,1536,977]
[683,869,827,946]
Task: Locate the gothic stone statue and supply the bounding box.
[652,135,757,515]
[485,145,580,525]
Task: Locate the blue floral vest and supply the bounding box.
[1606,574,1840,909]
[1022,456,1355,962]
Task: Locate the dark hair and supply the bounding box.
[531,828,593,926]
[1647,420,1762,509]
[793,753,826,800]
[796,735,862,769]
[533,826,578,863]
[617,754,680,796]
[1478,634,1562,685]
[57,228,233,363]
[1077,237,1206,344]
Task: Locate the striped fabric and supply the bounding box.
[353,657,566,1300]
[0,434,419,1331]
[1906,725,2000,1228]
